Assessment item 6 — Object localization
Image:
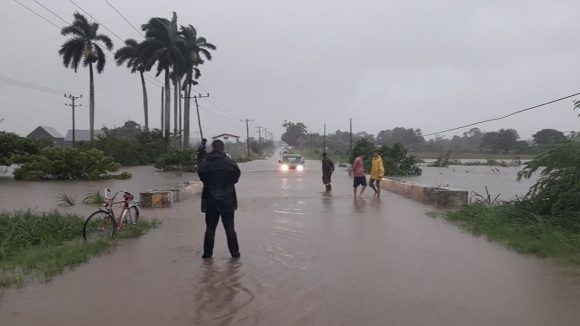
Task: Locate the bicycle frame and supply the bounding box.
[99,188,139,228]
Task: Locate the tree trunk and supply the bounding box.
[178,78,182,147]
[183,73,191,148]
[173,77,178,141]
[140,71,149,132]
[89,62,95,141]
[164,68,171,139]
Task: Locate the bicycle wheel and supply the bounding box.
[83,211,117,241]
[125,206,140,225]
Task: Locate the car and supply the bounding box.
[279,154,305,171]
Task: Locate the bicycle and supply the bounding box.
[83,188,140,241]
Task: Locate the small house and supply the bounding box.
[27,126,64,146]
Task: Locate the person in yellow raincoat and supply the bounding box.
[369,150,384,197]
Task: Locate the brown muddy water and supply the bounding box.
[1,159,580,325]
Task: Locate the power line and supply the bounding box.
[422,91,580,137]
[0,75,69,94]
[31,0,70,25]
[67,0,125,42]
[12,0,61,29]
[103,0,144,37]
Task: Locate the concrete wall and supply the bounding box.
[380,178,468,208]
[140,181,202,208]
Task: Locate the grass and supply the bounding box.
[57,193,76,206]
[82,190,105,206]
[433,204,580,265]
[0,210,158,288]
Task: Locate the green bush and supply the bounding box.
[12,147,128,180]
[77,129,169,166]
[517,141,580,220]
[0,131,40,166]
[154,148,197,172]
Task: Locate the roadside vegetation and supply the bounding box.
[433,141,580,265]
[0,210,158,287]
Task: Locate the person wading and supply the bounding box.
[369,150,385,197]
[198,139,241,259]
[321,153,335,191]
[197,138,207,165]
[352,154,367,198]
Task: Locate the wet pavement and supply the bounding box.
[1,157,580,325]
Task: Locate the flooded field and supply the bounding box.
[1,158,580,325]
[395,164,538,201]
[0,166,198,215]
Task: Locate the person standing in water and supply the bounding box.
[321,153,335,191]
[198,139,241,259]
[352,154,367,198]
[369,150,384,197]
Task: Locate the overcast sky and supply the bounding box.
[1,0,580,141]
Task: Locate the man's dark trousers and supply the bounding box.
[203,210,239,257]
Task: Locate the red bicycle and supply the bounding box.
[83,188,140,241]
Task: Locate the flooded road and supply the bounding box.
[1,158,580,325]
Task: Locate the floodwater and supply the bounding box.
[1,157,580,325]
[395,164,538,201]
[0,165,198,214]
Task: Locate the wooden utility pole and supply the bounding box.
[323,123,326,154]
[244,118,253,158]
[181,93,210,141]
[65,94,82,146]
[256,126,264,157]
[349,118,353,156]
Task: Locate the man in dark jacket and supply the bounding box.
[321,153,335,191]
[198,139,241,259]
[197,138,207,165]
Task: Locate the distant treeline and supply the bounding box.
[281,122,575,155]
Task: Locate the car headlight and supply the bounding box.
[296,165,304,171]
[281,164,289,171]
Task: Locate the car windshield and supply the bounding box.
[282,155,302,163]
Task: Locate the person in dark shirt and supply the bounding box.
[197,138,207,165]
[197,139,241,259]
[321,153,335,191]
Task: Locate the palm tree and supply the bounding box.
[180,25,216,147]
[141,12,186,140]
[115,39,149,131]
[58,12,113,141]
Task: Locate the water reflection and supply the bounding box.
[193,259,254,324]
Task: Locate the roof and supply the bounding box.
[28,126,64,138]
[64,130,105,142]
[212,133,240,139]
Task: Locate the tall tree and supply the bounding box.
[532,129,566,146]
[114,39,149,131]
[180,24,216,147]
[141,12,186,139]
[58,12,113,141]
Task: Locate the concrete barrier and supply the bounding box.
[140,181,202,208]
[380,178,468,208]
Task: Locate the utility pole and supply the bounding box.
[349,118,353,157]
[244,118,253,158]
[323,123,326,154]
[256,126,264,157]
[65,94,82,146]
[182,93,210,140]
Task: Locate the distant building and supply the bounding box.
[211,133,241,143]
[64,129,104,147]
[27,126,64,146]
[212,133,243,157]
